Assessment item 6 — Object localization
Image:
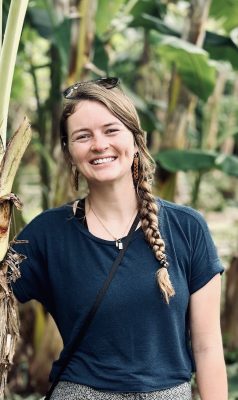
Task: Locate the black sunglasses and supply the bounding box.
[63,77,120,99]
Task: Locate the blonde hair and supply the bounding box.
[60,82,175,303]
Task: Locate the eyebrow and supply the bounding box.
[71,122,123,136]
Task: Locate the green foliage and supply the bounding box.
[126,86,163,133]
[155,149,238,177]
[227,363,238,399]
[155,149,216,172]
[11,61,26,102]
[96,0,238,104]
[151,32,216,101]
[130,13,180,36]
[215,154,238,177]
[205,31,238,70]
[53,18,71,76]
[2,0,10,33]
[130,0,164,19]
[27,6,52,38]
[93,36,109,72]
[27,5,71,77]
[95,0,127,37]
[210,0,238,33]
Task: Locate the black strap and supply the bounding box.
[44,212,140,399]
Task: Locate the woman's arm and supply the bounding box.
[189,273,228,400]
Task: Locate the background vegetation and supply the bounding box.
[2,0,238,398]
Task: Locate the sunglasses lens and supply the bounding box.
[63,77,119,99]
[63,88,71,98]
[98,77,119,89]
[63,85,78,98]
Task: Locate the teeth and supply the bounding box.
[92,157,115,165]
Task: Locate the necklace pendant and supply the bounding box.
[116,239,123,250]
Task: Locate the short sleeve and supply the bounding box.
[189,212,224,294]
[10,216,51,307]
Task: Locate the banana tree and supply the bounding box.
[0,1,31,398]
[152,0,214,199]
[98,0,238,203]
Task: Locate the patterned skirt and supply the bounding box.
[50,381,192,400]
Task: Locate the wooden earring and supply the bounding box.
[133,152,139,181]
[74,169,79,191]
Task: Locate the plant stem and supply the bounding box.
[0,117,31,259]
[75,0,88,79]
[191,171,203,208]
[0,0,29,158]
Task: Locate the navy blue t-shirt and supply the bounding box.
[11,199,224,392]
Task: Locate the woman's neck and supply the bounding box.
[86,180,138,221]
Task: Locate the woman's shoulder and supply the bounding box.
[17,202,75,236]
[30,202,72,222]
[157,198,208,229]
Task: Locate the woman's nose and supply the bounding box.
[90,134,109,152]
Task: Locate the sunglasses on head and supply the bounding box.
[63,77,120,99]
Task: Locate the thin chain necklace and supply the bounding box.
[88,200,137,250]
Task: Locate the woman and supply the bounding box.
[11,78,227,399]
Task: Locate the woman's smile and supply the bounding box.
[89,156,117,165]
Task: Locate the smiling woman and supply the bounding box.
[66,100,137,186]
[10,78,227,400]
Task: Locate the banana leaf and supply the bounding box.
[155,149,238,177]
[150,32,216,101]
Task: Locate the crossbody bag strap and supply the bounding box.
[44,212,140,400]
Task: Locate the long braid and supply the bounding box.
[138,180,175,304]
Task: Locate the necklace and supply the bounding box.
[88,201,137,250]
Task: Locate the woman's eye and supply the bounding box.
[73,133,91,142]
[105,129,119,135]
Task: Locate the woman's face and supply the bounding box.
[67,100,137,185]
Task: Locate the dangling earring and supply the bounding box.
[74,168,79,191]
[133,152,139,182]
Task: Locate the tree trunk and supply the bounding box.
[204,67,228,150]
[221,78,238,155]
[0,118,31,399]
[157,0,212,200]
